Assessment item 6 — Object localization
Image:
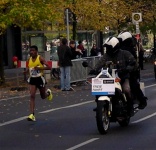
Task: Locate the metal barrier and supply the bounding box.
[94,56,102,65]
[70,59,87,83]
[82,57,94,75]
[82,56,102,75]
[70,56,102,83]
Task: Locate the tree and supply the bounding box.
[0,0,65,84]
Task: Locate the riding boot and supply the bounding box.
[138,96,147,109]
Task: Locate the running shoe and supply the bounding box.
[47,89,53,101]
[27,114,36,121]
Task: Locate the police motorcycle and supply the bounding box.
[83,61,141,135]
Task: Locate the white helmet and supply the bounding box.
[117,31,132,42]
[117,31,136,47]
[103,37,120,56]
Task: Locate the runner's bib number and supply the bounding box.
[29,68,42,77]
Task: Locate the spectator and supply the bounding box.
[77,40,87,57]
[69,40,82,59]
[90,44,99,56]
[57,38,73,91]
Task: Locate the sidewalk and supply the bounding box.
[0,68,60,99]
[1,69,88,100]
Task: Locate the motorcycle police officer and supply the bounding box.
[117,31,147,109]
[90,36,136,116]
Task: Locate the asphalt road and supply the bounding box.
[0,63,156,150]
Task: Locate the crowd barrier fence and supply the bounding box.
[82,56,101,75]
[70,58,87,83]
[17,60,58,68]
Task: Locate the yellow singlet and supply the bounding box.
[28,55,44,77]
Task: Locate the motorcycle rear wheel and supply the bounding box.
[96,101,110,134]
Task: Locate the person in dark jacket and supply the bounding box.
[57,38,73,91]
[117,31,147,109]
[69,40,83,59]
[77,40,87,57]
[90,44,99,56]
[90,36,136,116]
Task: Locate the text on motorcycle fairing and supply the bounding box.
[103,80,114,84]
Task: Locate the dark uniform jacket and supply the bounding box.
[94,49,136,79]
[120,44,140,79]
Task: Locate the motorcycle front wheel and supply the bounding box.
[96,101,110,134]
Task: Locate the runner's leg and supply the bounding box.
[39,86,48,99]
[29,85,37,114]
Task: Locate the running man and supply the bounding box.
[24,45,53,121]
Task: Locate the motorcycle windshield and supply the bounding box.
[99,74,108,78]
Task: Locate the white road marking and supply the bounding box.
[0,84,156,128]
[132,112,156,123]
[0,95,30,101]
[0,83,155,150]
[0,101,94,127]
[66,138,99,150]
[145,84,156,88]
[0,116,27,127]
[39,101,94,114]
[0,83,156,102]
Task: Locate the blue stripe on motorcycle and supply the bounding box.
[92,92,115,95]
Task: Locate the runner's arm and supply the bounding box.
[38,56,51,70]
[23,58,30,74]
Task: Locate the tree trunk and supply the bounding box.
[0,34,5,84]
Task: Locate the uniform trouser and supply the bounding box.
[121,78,133,110]
[139,55,144,70]
[129,77,145,103]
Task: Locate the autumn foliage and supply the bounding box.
[0,0,155,34]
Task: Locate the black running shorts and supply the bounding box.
[27,76,46,89]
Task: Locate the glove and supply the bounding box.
[89,69,97,75]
